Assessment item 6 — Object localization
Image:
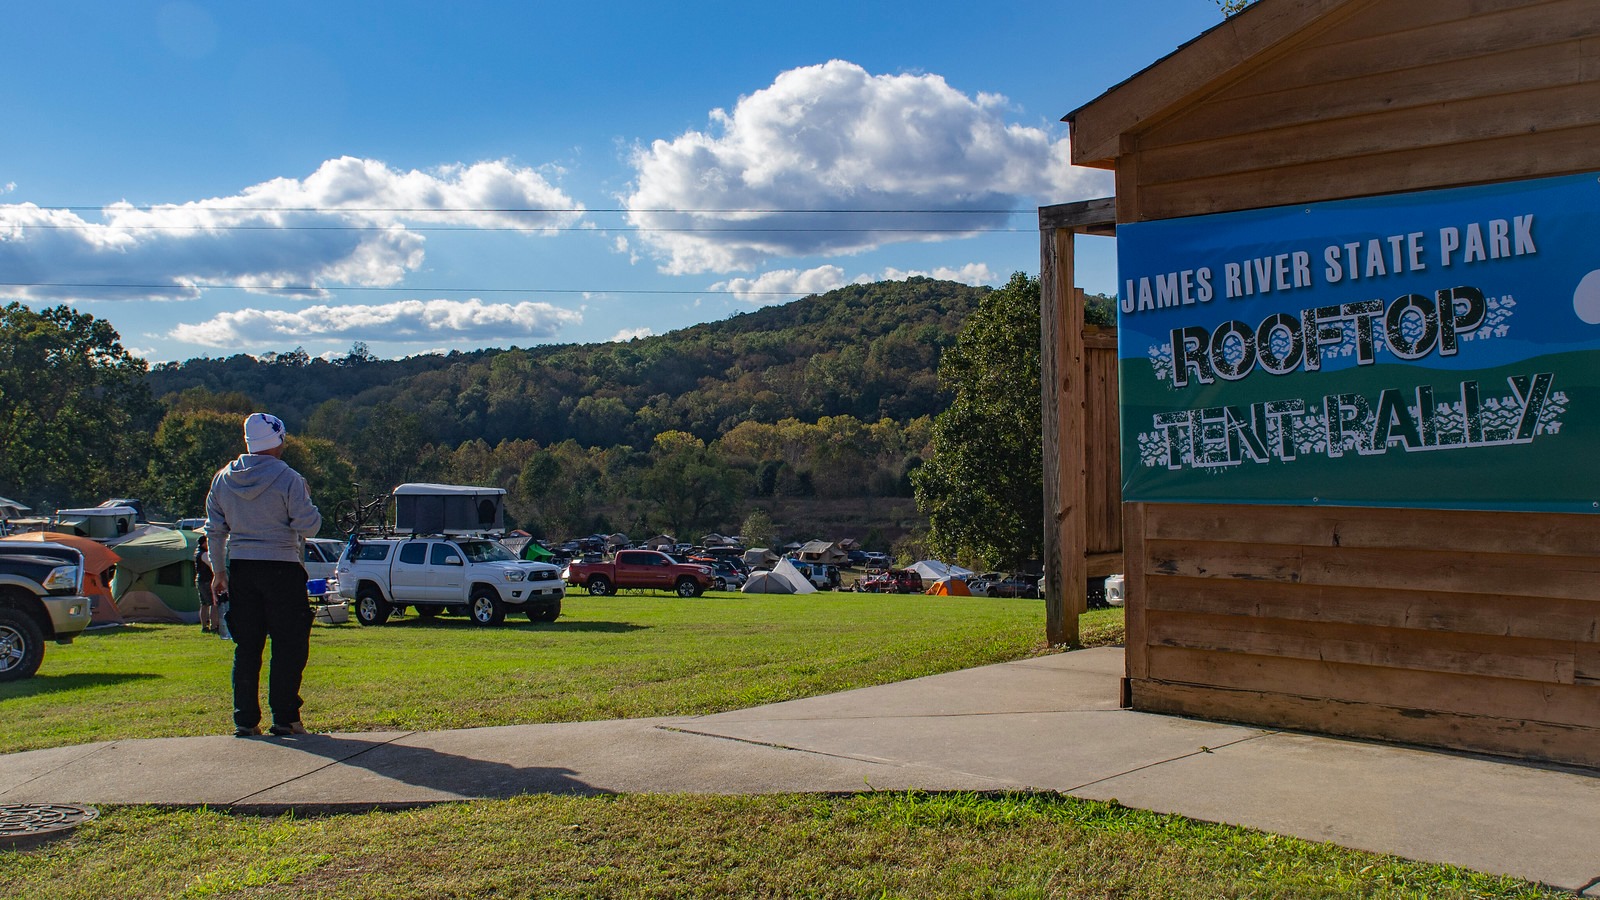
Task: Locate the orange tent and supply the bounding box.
[2,531,125,624]
[925,577,972,597]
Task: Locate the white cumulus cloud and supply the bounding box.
[623,60,1104,274]
[0,157,583,302]
[712,262,998,303]
[610,327,654,342]
[170,297,583,349]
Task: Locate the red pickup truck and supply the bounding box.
[564,549,715,597]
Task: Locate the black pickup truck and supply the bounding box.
[0,541,94,681]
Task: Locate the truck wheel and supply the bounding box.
[586,576,612,596]
[355,586,391,626]
[469,588,505,626]
[674,577,702,598]
[0,607,45,682]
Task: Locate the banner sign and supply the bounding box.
[1117,171,1600,513]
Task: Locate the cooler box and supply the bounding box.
[315,602,349,625]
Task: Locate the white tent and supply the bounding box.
[741,558,816,595]
[740,570,794,594]
[769,558,817,594]
[909,560,973,582]
[0,496,30,519]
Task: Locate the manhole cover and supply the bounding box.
[0,803,99,848]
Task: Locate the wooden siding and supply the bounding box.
[1064,0,1600,767]
[1121,0,1600,220]
[1125,502,1600,766]
[1083,325,1121,558]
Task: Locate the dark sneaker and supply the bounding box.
[269,722,308,736]
[234,725,262,737]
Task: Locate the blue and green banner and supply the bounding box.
[1116,171,1600,513]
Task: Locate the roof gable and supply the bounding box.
[1068,0,1364,167]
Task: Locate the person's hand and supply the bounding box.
[211,573,228,596]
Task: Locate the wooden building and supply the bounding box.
[1050,0,1600,768]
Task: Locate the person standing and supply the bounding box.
[194,534,216,633]
[205,413,322,737]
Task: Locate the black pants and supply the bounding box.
[225,559,313,729]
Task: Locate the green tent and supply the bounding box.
[521,541,555,562]
[111,528,201,623]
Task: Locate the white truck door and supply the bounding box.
[391,540,430,600]
[429,541,466,600]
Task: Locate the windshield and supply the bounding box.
[457,540,516,563]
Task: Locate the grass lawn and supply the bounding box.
[3,792,1561,898]
[0,597,1562,898]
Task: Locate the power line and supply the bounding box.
[11,205,1032,215]
[0,281,812,296]
[0,222,1031,234]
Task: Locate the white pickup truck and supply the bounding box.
[337,535,564,626]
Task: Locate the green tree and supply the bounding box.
[351,402,429,492]
[0,303,155,507]
[282,435,358,537]
[144,408,240,518]
[637,431,739,537]
[740,508,777,550]
[911,273,1043,570]
[1215,0,1256,15]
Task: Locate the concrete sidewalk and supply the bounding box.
[3,646,1597,894]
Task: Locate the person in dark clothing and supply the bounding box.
[205,413,322,737]
[195,535,216,633]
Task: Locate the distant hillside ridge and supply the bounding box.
[145,277,990,450]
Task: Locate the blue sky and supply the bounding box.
[2,1,1226,362]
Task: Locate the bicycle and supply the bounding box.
[332,484,390,536]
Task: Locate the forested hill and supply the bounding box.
[145,277,989,449]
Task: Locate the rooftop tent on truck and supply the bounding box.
[392,483,505,535]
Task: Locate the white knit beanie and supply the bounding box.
[244,413,286,453]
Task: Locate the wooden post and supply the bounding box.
[1039,198,1116,647]
[1039,223,1073,646]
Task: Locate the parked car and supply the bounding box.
[0,541,93,681]
[861,551,891,569]
[966,572,1006,596]
[988,574,1042,599]
[693,556,747,590]
[303,538,346,585]
[338,535,564,626]
[564,549,715,597]
[857,569,923,594]
[846,549,869,567]
[787,560,833,591]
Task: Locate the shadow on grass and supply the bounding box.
[363,617,649,634]
[0,671,161,699]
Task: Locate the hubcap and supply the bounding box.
[0,627,22,671]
